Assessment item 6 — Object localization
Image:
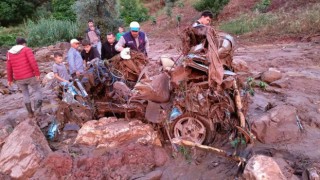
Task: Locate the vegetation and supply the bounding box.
[220,3,320,36]
[0,0,48,26]
[254,0,271,13]
[193,0,229,17]
[26,18,79,47]
[0,26,26,47]
[52,0,76,21]
[119,0,149,25]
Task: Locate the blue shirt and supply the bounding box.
[67,47,84,75]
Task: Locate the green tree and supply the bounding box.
[52,0,76,21]
[73,0,121,37]
[119,0,149,25]
[193,0,229,17]
[0,0,48,26]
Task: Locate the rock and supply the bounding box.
[31,152,73,179]
[232,58,249,72]
[54,42,70,50]
[0,119,52,179]
[154,147,168,167]
[42,72,55,85]
[261,69,282,83]
[74,118,161,148]
[251,105,300,144]
[270,78,289,88]
[0,119,14,148]
[136,170,163,180]
[243,155,286,180]
[0,173,11,180]
[35,48,52,62]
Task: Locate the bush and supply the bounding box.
[52,0,76,21]
[193,0,229,17]
[0,0,47,26]
[0,26,27,47]
[254,0,271,13]
[119,0,149,25]
[26,18,79,47]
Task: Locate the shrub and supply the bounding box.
[52,0,76,21]
[26,18,80,47]
[193,0,230,17]
[254,0,271,13]
[0,26,27,47]
[119,0,149,25]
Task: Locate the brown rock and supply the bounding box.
[270,78,289,88]
[0,119,13,148]
[0,119,52,179]
[243,155,286,180]
[54,42,70,50]
[136,170,163,180]
[74,118,161,148]
[154,147,168,167]
[232,58,249,72]
[251,105,300,144]
[261,69,282,83]
[31,152,73,179]
[35,48,52,62]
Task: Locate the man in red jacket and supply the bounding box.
[6,38,42,118]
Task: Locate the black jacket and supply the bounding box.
[101,41,119,60]
[81,47,100,62]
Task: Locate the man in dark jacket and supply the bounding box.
[6,38,42,118]
[81,39,100,66]
[101,33,119,60]
[115,21,149,56]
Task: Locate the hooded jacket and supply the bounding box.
[6,45,40,82]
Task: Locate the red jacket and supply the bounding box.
[6,46,40,82]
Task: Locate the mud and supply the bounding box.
[1,37,320,179]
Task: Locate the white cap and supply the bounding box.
[70,39,80,44]
[130,21,140,31]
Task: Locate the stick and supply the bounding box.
[171,138,246,163]
[233,79,246,128]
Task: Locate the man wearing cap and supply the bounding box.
[115,21,149,56]
[6,37,42,118]
[67,39,84,78]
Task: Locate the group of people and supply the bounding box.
[6,10,233,119]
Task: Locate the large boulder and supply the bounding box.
[0,119,52,179]
[261,69,282,83]
[243,155,286,180]
[251,105,300,144]
[74,117,161,148]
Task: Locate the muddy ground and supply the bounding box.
[0,37,320,179]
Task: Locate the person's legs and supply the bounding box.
[97,41,102,55]
[29,77,43,113]
[16,78,33,117]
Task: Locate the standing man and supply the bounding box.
[85,19,102,55]
[6,37,42,118]
[193,10,214,27]
[67,39,84,78]
[101,33,119,60]
[115,21,149,56]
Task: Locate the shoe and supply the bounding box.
[25,103,34,118]
[34,100,43,114]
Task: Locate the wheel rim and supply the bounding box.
[173,116,207,144]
